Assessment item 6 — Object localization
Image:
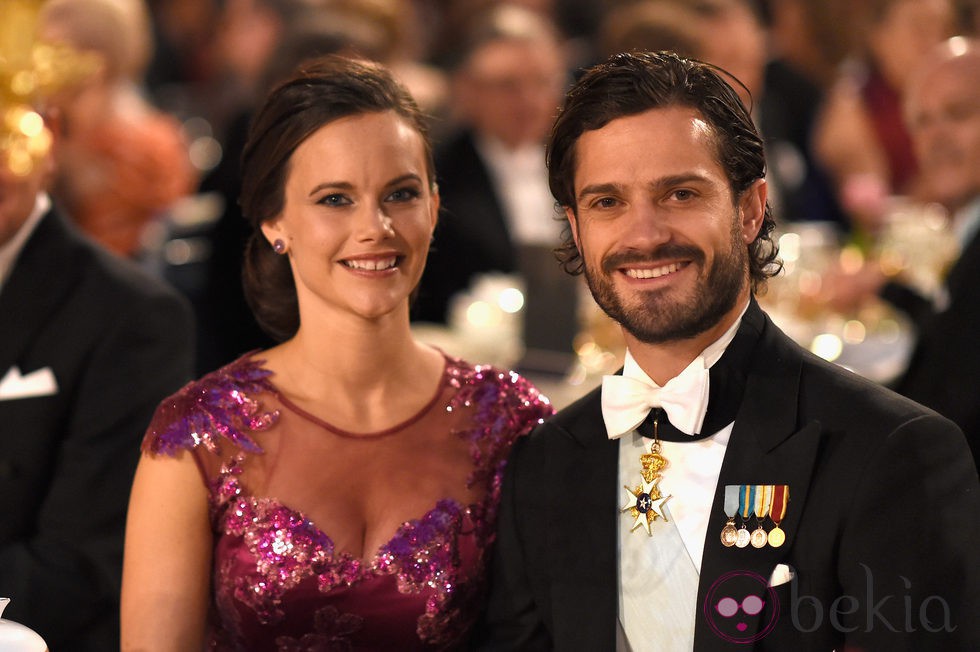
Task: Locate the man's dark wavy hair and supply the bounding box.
[547,50,780,291]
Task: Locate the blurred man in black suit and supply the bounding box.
[0,53,194,648]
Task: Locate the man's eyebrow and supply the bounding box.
[576,183,622,202]
[655,173,710,187]
[576,173,712,203]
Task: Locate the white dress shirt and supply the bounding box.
[0,193,49,291]
[475,135,563,246]
[615,302,747,652]
[952,196,980,251]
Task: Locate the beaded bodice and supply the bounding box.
[143,353,552,651]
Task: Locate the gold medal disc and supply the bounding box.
[767,526,786,548]
[720,520,738,547]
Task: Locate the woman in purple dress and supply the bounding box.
[120,56,553,651]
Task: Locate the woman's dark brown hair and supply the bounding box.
[240,55,434,341]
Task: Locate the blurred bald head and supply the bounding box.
[905,37,980,212]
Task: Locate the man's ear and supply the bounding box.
[564,205,580,250]
[739,178,767,244]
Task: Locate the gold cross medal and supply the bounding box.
[622,438,672,535]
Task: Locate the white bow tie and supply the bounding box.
[601,358,710,439]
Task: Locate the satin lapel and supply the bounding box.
[546,389,621,649]
[694,314,823,650]
[0,210,81,375]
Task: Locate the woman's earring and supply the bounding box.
[273,239,286,254]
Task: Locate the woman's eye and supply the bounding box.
[386,187,421,202]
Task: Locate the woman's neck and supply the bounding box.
[264,309,445,432]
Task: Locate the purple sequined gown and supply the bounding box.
[143,353,552,651]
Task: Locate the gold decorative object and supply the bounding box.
[1,0,99,176]
[621,418,673,536]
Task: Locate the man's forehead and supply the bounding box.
[571,108,721,174]
[577,107,707,143]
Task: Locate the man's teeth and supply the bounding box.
[343,257,397,271]
[626,263,680,279]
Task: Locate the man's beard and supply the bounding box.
[582,221,748,344]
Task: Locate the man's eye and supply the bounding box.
[673,189,695,201]
[593,197,618,209]
[318,194,350,206]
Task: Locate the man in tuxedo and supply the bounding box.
[413,4,575,342]
[0,109,194,647]
[884,37,980,468]
[821,37,980,471]
[474,51,979,651]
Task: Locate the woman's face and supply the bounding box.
[262,111,438,324]
[869,0,953,89]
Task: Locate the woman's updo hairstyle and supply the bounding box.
[240,55,434,341]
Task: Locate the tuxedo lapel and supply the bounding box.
[694,313,823,650]
[944,222,980,303]
[0,210,81,375]
[544,390,621,649]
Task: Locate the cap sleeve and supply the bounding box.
[141,355,280,457]
[447,359,554,492]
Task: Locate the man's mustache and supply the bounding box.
[601,244,705,275]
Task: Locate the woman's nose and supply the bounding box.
[354,204,395,241]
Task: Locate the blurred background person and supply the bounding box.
[121,55,551,649]
[762,0,856,88]
[812,0,956,237]
[143,0,220,111]
[598,0,703,62]
[413,3,580,372]
[427,0,602,77]
[759,0,851,227]
[895,35,980,469]
[0,2,195,647]
[37,0,197,259]
[821,37,980,469]
[320,0,450,118]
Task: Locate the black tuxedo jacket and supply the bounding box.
[887,219,980,471]
[475,301,979,651]
[0,208,194,650]
[413,130,516,324]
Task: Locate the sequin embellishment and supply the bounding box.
[144,354,278,455]
[143,353,553,648]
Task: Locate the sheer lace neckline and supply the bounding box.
[223,469,473,569]
[265,353,450,438]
